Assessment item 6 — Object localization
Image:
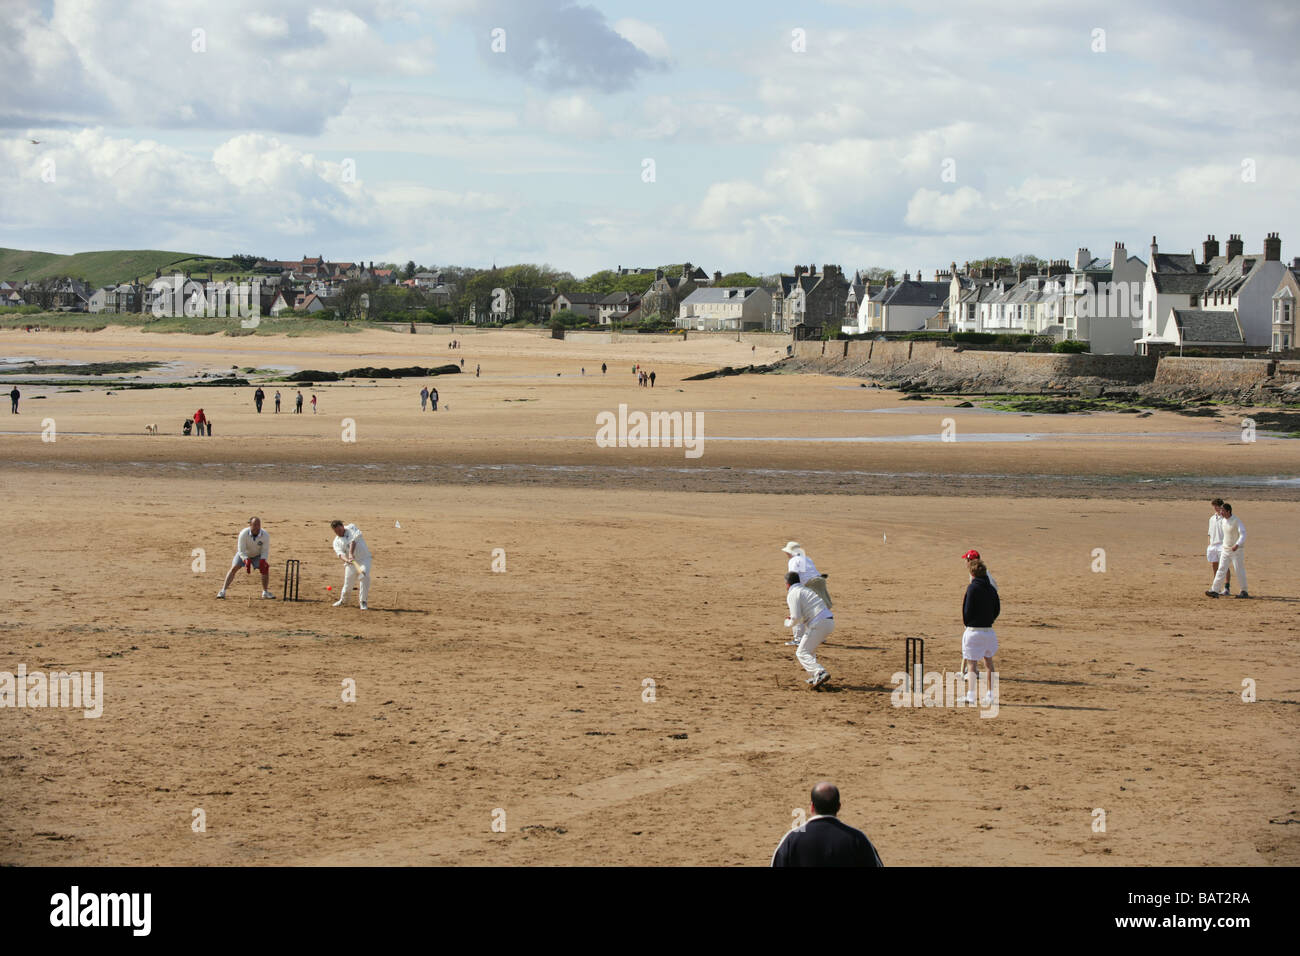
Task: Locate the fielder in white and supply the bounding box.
[331,520,372,609]
[781,541,832,646]
[1207,502,1248,599]
[217,516,275,599]
[785,571,833,689]
[1206,498,1230,595]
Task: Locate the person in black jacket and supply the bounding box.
[961,557,1000,706]
[771,782,883,867]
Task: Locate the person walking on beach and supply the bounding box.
[429,387,439,411]
[601,363,606,375]
[254,386,265,413]
[476,364,480,378]
[274,390,281,413]
[310,393,317,414]
[1207,502,1248,599]
[420,386,429,412]
[9,386,18,414]
[1206,498,1230,596]
[295,390,304,414]
[649,370,656,387]
[193,407,208,436]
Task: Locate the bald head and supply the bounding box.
[810,781,840,817]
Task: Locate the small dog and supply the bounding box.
[145,424,158,435]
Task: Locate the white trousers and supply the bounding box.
[340,560,371,603]
[1212,548,1246,593]
[795,617,834,674]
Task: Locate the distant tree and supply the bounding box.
[404,260,416,280]
[862,267,895,282]
[336,278,375,320]
[230,254,261,270]
[31,277,63,310]
[717,272,762,287]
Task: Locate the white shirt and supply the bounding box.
[237,527,270,562]
[787,552,820,584]
[787,583,830,629]
[1220,515,1246,550]
[1208,515,1224,547]
[332,524,372,564]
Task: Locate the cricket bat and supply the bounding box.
[349,559,367,575]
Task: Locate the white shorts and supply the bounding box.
[1207,545,1222,563]
[231,553,269,571]
[962,627,998,660]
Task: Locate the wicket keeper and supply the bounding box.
[218,516,275,599]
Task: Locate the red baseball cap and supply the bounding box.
[962,549,980,559]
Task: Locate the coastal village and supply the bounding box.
[4,232,1297,356]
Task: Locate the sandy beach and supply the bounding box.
[1,325,1296,865]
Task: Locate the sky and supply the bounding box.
[1,0,1298,277]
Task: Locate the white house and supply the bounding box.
[677,286,773,331]
[870,273,948,332]
[1138,233,1287,352]
[1271,264,1299,352]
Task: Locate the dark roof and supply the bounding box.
[1153,253,1200,274]
[1153,272,1213,294]
[881,280,948,308]
[1170,309,1244,344]
[554,292,605,304]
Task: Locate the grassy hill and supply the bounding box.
[0,248,239,287]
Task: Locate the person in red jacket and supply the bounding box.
[193,408,207,436]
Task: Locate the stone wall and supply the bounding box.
[791,339,1157,390]
[1153,358,1276,389]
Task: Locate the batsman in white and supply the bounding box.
[217,516,274,599]
[330,519,372,610]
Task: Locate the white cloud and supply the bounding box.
[613,19,671,61]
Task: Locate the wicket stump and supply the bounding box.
[905,637,925,699]
[283,559,301,601]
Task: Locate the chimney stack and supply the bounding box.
[1225,234,1243,260]
[1263,232,1282,262]
[713,270,722,283]
[794,265,806,278]
[1150,236,1158,263]
[1202,234,1220,264]
[1075,248,1091,271]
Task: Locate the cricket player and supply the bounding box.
[217,516,275,599]
[781,541,832,645]
[330,520,372,610]
[961,557,1000,705]
[1207,502,1248,598]
[1206,498,1230,595]
[786,571,832,688]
